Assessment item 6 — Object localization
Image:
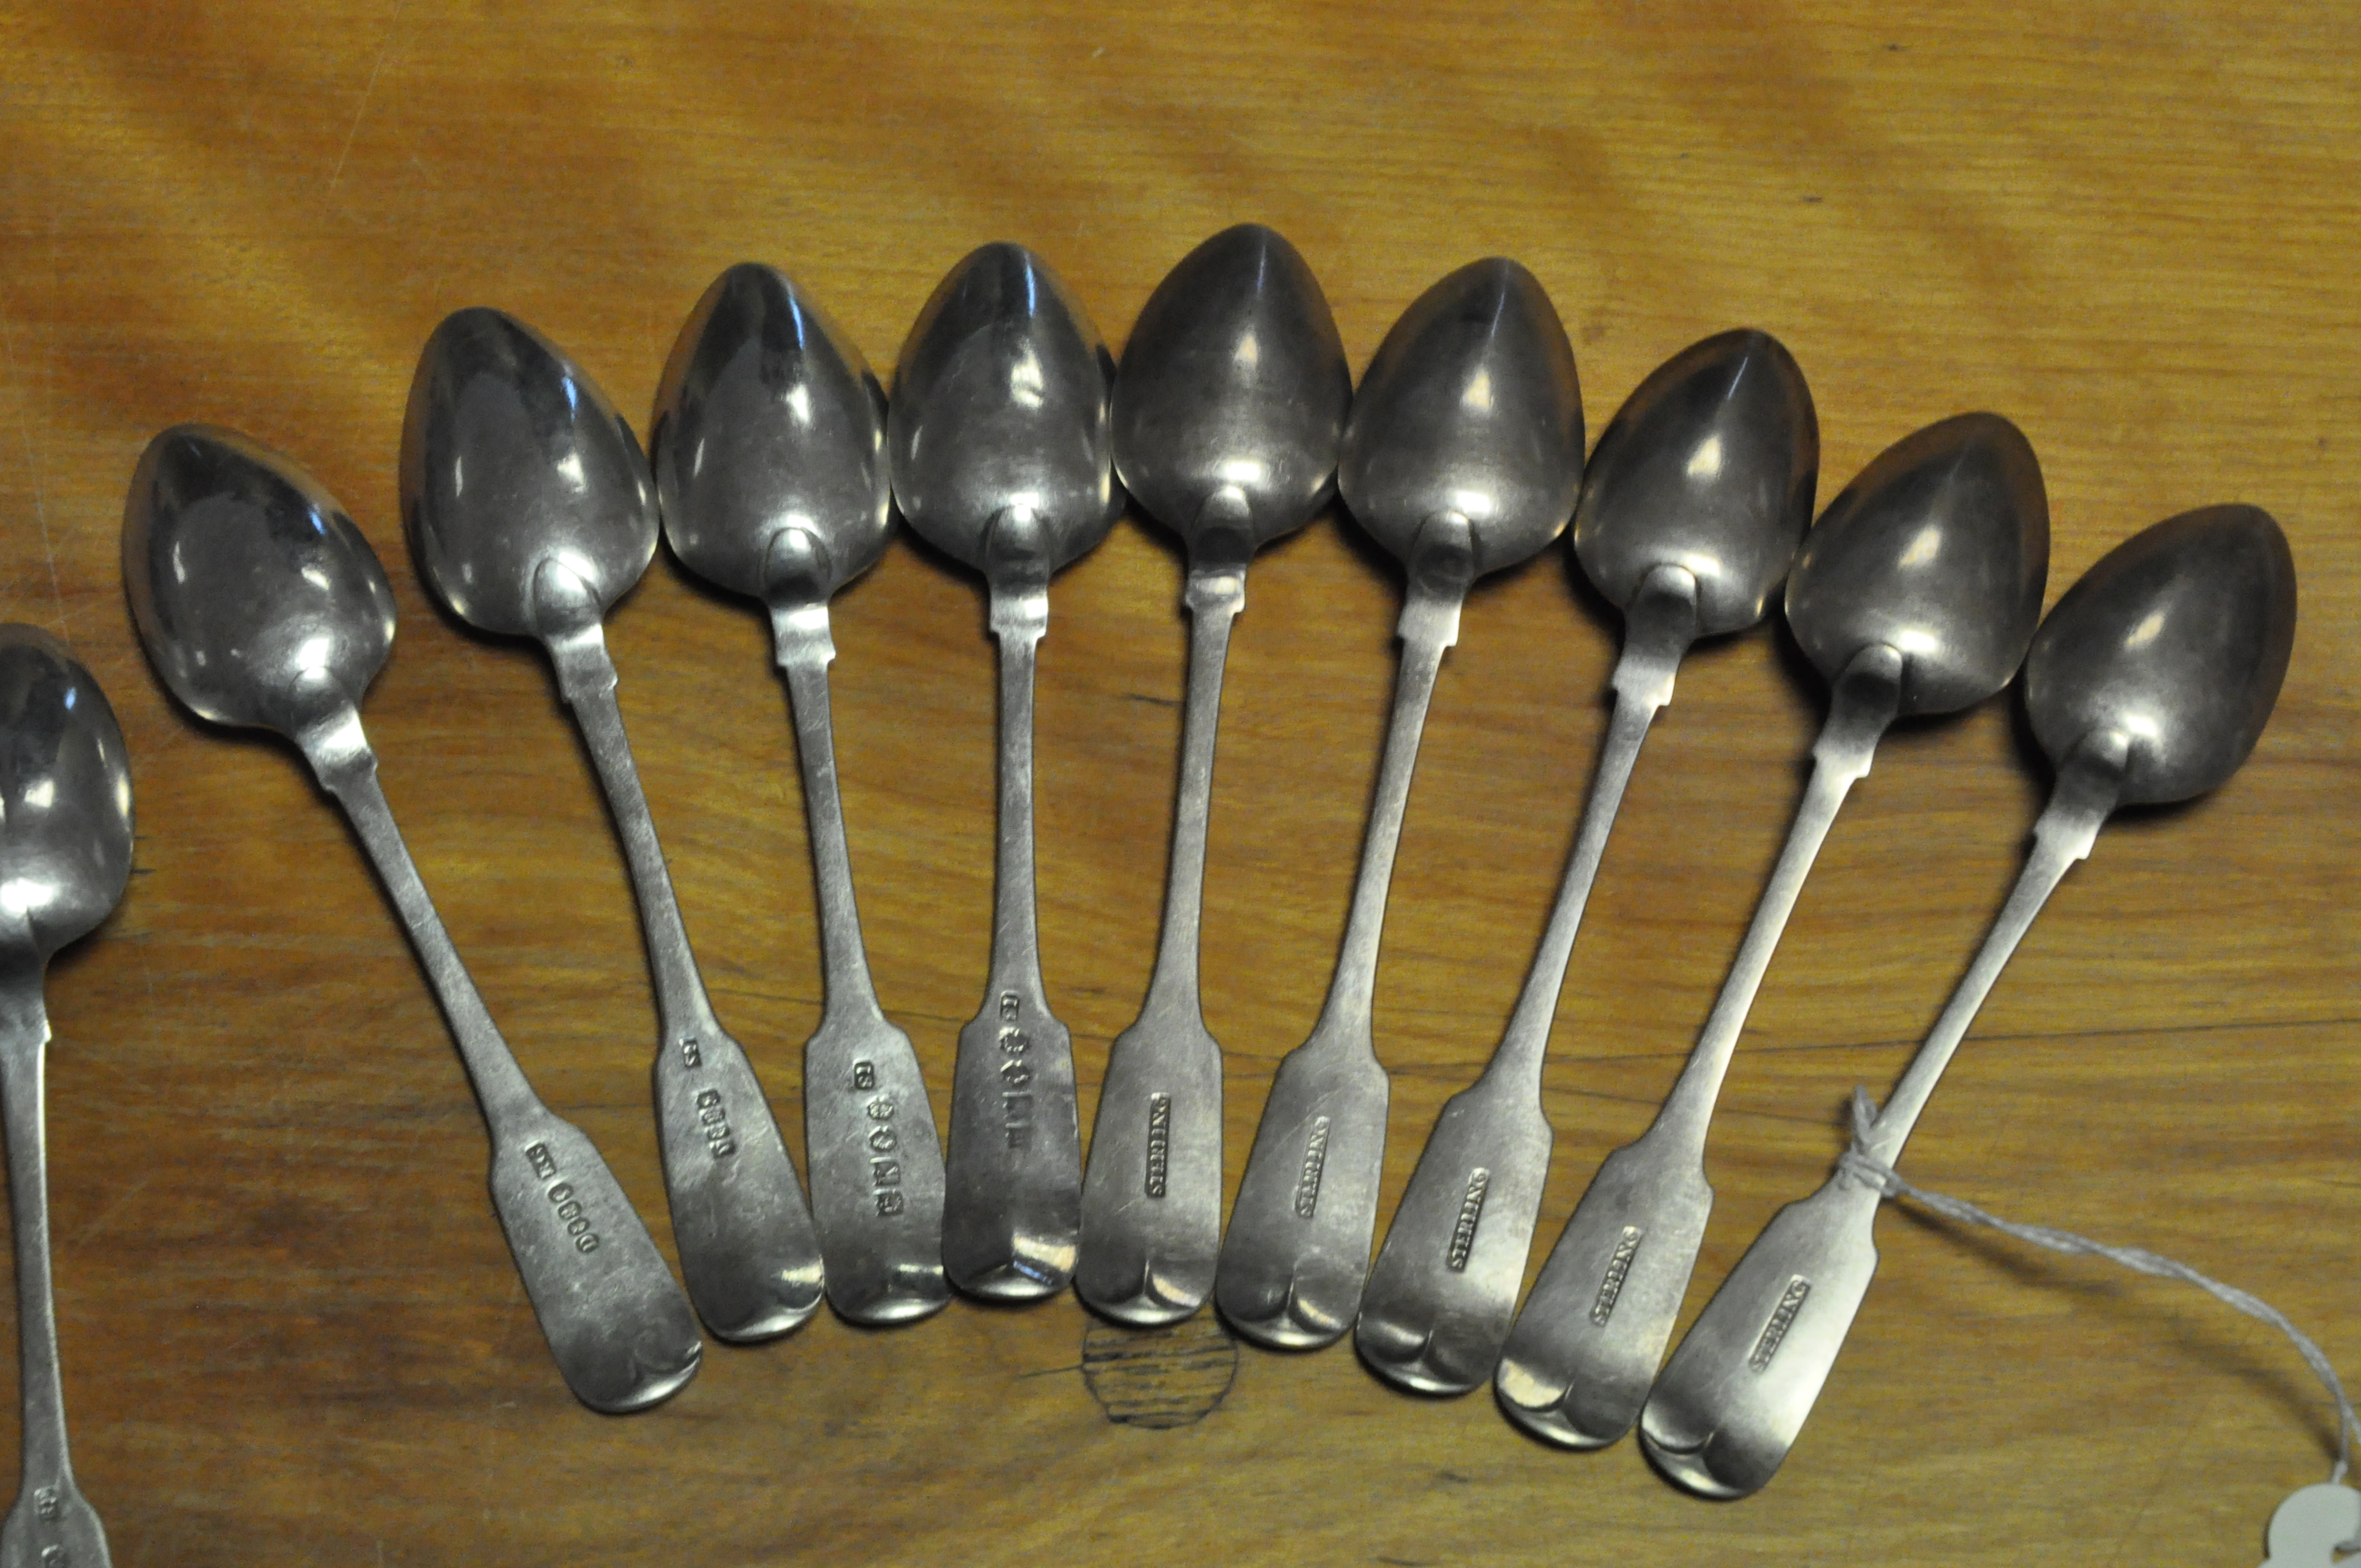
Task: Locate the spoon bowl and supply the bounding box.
[124,424,396,739]
[1338,257,1582,576]
[1574,328,1814,629]
[2025,503,2295,803]
[0,630,133,959]
[401,308,656,636]
[1787,412,2048,715]
[653,263,892,602]
[890,242,1121,574]
[1112,222,1351,559]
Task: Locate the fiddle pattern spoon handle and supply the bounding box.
[773,600,950,1324]
[304,728,704,1414]
[1076,560,1242,1323]
[1215,534,1471,1350]
[1356,563,1699,1393]
[942,569,1083,1299]
[0,969,107,1568]
[1638,732,2127,1499]
[542,619,825,1342]
[1496,640,1903,1441]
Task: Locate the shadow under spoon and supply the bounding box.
[125,424,701,1413]
[1075,224,1351,1326]
[1494,410,2047,1438]
[1360,328,1817,1396]
[1639,503,2297,1498]
[1215,258,1585,1351]
[654,262,949,1326]
[0,629,130,1568]
[403,308,824,1343]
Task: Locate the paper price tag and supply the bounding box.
[2261,1483,2361,1566]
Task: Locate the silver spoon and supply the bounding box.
[1495,411,2046,1440]
[889,243,1121,1299]
[1640,503,2298,1498]
[652,263,949,1326]
[1214,259,1584,1351]
[0,629,129,1568]
[402,308,825,1342]
[1075,225,1351,1326]
[124,424,702,1412]
[1357,329,1816,1393]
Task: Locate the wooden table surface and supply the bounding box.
[1,2,2355,1562]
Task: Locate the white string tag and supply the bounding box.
[1836,1087,2361,1562]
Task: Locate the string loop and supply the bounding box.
[1837,1086,2361,1495]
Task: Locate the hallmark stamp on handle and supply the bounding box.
[1749,1275,1811,1371]
[1445,1168,1490,1272]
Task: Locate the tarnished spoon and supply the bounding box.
[889,243,1121,1299]
[1640,503,2298,1498]
[0,629,129,1568]
[1215,259,1584,1350]
[403,308,824,1342]
[125,425,701,1412]
[1495,411,2046,1440]
[1358,329,1816,1394]
[653,264,949,1326]
[1075,225,1351,1325]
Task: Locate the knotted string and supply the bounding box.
[1836,1086,2361,1493]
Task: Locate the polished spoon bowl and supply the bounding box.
[1358,329,1817,1395]
[0,628,130,1568]
[654,264,949,1326]
[1493,410,2047,1439]
[404,308,824,1343]
[1075,224,1351,1326]
[124,424,701,1412]
[889,242,1122,1300]
[1215,258,1584,1351]
[1639,503,2298,1498]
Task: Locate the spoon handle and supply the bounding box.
[942,579,1082,1299]
[1076,562,1244,1325]
[1215,541,1470,1351]
[1638,732,2128,1499]
[1356,564,1700,1395]
[773,601,950,1326]
[307,732,703,1412]
[0,973,108,1568]
[543,623,823,1342]
[1495,640,1901,1445]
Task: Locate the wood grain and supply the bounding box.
[0,1,2355,1561]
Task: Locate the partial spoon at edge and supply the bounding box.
[0,628,129,1568]
[889,242,1122,1300]
[124,424,702,1412]
[403,307,824,1343]
[1639,502,2298,1499]
[1357,328,1817,1395]
[653,264,950,1326]
[1075,224,1351,1326]
[1493,410,2047,1439]
[1214,258,1585,1351]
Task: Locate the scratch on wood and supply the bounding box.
[329,9,406,194]
[1079,1315,1238,1429]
